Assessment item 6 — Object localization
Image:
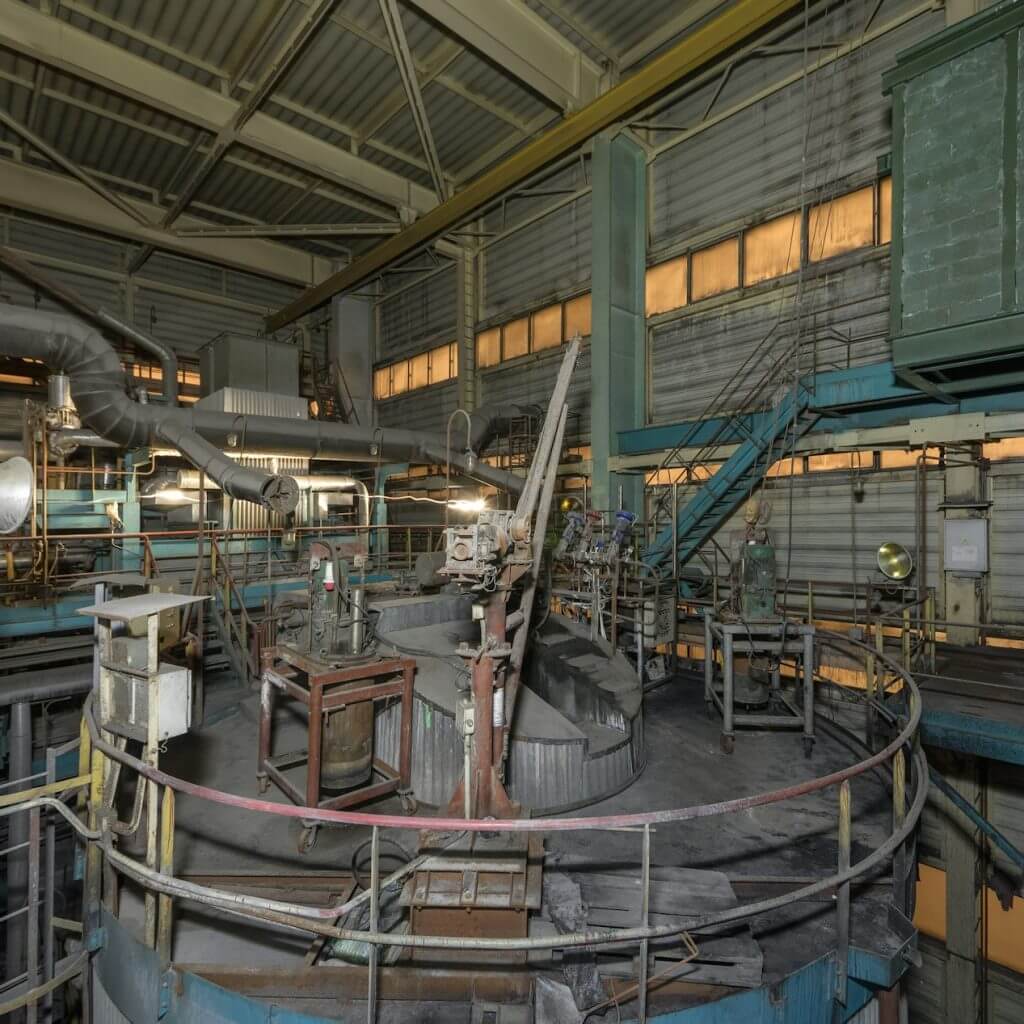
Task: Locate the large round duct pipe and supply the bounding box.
[177,470,371,528]
[0,307,296,512]
[0,244,178,404]
[0,308,524,500]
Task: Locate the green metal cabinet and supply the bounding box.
[884,4,1024,398]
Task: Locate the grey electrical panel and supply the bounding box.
[200,332,300,397]
[944,518,988,574]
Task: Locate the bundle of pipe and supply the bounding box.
[0,307,525,511]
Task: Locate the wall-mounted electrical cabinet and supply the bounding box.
[883,4,1024,398]
[944,517,989,575]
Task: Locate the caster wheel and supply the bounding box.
[399,793,418,815]
[297,825,318,854]
[257,775,269,795]
[720,734,735,755]
[802,737,814,759]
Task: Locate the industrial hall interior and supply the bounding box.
[2,0,1024,1021]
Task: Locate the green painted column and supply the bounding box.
[591,130,646,514]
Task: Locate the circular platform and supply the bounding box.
[371,594,645,813]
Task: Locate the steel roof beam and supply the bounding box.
[0,158,333,286]
[0,0,437,215]
[405,0,604,111]
[175,223,401,238]
[378,0,447,200]
[266,0,800,330]
[0,108,151,228]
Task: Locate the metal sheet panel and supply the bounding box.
[376,380,457,434]
[990,967,1024,1024]
[649,4,942,247]
[133,287,265,356]
[650,256,891,425]
[905,936,946,1024]
[374,688,642,814]
[662,468,942,616]
[478,345,591,447]
[989,472,1024,624]
[987,760,1024,879]
[481,192,592,321]
[379,266,456,361]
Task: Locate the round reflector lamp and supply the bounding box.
[877,541,914,581]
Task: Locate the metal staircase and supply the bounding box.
[645,385,819,572]
[312,357,359,424]
[643,331,823,574]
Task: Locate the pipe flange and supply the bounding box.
[262,475,300,514]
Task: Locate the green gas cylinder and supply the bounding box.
[740,542,777,620]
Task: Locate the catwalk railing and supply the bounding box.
[0,630,927,1022]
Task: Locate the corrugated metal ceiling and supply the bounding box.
[0,0,727,276]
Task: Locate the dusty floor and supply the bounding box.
[112,668,907,1020]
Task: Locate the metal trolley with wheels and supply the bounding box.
[257,646,417,852]
[703,612,816,756]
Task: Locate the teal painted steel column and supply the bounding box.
[591,130,646,514]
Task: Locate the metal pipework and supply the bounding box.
[0,308,523,500]
[176,471,371,528]
[0,244,178,404]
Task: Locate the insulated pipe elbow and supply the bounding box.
[96,309,178,405]
[0,308,294,512]
[155,420,299,515]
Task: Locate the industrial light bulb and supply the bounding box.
[449,498,487,513]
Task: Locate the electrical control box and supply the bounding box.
[944,518,988,574]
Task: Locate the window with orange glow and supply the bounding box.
[502,317,529,360]
[429,343,451,383]
[476,328,501,369]
[373,367,391,400]
[809,187,875,262]
[563,293,591,339]
[807,451,873,472]
[878,176,892,245]
[645,256,687,315]
[390,359,409,395]
[744,212,801,286]
[409,351,429,390]
[531,305,562,351]
[691,237,739,300]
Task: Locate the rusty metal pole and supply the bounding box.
[836,780,851,1006]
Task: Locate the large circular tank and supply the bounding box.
[371,592,645,813]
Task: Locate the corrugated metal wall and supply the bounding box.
[663,467,941,613]
[378,265,456,362]
[907,936,946,1024]
[480,162,591,324]
[989,469,1024,624]
[479,345,591,447]
[0,212,302,367]
[376,380,458,435]
[649,255,891,424]
[649,2,942,248]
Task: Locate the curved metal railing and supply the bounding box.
[1,628,927,1020]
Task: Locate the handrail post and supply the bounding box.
[26,806,40,1024]
[892,749,906,916]
[638,823,651,1023]
[865,625,876,748]
[836,779,851,1005]
[901,606,911,670]
[157,788,175,967]
[367,824,380,1024]
[926,589,936,673]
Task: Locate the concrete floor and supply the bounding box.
[113,669,905,1019]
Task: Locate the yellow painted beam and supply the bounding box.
[265,0,801,330]
[0,773,91,808]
